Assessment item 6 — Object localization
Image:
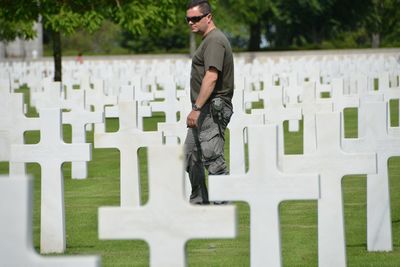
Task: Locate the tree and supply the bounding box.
[217,0,276,51]
[121,17,189,54]
[270,0,337,48]
[60,20,125,55]
[364,0,400,48]
[267,0,374,49]
[0,0,186,81]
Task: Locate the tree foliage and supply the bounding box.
[217,0,276,50]
[1,0,399,60]
[0,0,37,41]
[364,0,400,47]
[119,0,189,54]
[214,0,400,50]
[61,20,124,55]
[0,0,186,80]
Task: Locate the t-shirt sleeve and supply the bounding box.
[204,39,225,72]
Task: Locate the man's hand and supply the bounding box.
[186,110,201,128]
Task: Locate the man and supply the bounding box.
[184,0,234,205]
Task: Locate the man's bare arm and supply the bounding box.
[194,67,218,108]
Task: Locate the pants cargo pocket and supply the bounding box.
[199,128,223,162]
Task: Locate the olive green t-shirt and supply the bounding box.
[190,28,234,107]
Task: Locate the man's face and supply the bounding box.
[186,6,209,34]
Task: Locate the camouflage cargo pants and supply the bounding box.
[184,102,233,204]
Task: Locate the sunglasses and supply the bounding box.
[185,13,209,24]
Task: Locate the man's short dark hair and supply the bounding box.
[187,0,212,14]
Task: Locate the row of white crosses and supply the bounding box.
[0,54,398,264]
[2,52,399,95]
[0,80,152,258]
[321,72,400,252]
[341,72,400,252]
[26,72,180,181]
[2,55,398,132]
[96,69,398,267]
[0,70,190,255]
[0,77,120,260]
[1,74,199,265]
[60,71,215,267]
[96,92,391,267]
[281,112,376,267]
[0,78,98,254]
[29,79,103,180]
[343,101,400,251]
[63,69,400,260]
[0,109,384,267]
[233,53,400,90]
[216,69,398,266]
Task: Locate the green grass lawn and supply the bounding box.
[0,89,399,266]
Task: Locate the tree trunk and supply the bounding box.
[52,30,62,82]
[248,22,261,51]
[190,33,196,58]
[371,33,380,48]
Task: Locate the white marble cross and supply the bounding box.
[259,85,301,129]
[258,84,302,158]
[157,95,191,145]
[283,83,303,131]
[300,82,333,154]
[281,112,377,267]
[228,89,264,175]
[150,77,181,144]
[209,124,320,267]
[130,77,156,129]
[283,84,302,108]
[62,89,103,179]
[331,78,359,112]
[0,89,40,175]
[242,88,262,110]
[10,108,91,253]
[156,94,194,198]
[99,145,237,267]
[351,74,382,102]
[85,78,118,134]
[105,84,153,131]
[329,78,360,138]
[0,175,100,266]
[94,101,162,207]
[104,91,129,120]
[31,81,64,111]
[342,101,400,251]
